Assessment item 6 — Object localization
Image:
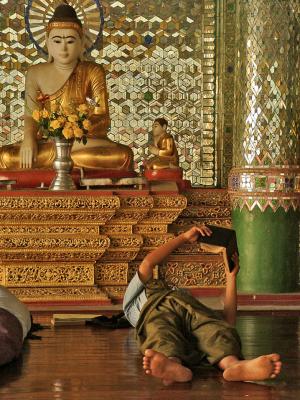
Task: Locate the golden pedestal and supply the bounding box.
[0,189,188,305]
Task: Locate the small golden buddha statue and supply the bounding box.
[0,3,133,171]
[145,118,179,170]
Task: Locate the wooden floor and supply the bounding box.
[0,313,299,400]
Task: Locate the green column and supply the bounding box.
[232,206,299,293]
[228,0,300,293]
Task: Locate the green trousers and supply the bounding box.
[136,280,243,367]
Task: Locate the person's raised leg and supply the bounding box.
[143,349,192,385]
[219,353,282,381]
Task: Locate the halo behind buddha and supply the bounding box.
[25,0,104,56]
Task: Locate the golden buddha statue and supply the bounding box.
[0,3,133,171]
[145,118,179,170]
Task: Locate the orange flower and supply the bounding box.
[68,114,79,123]
[73,126,84,138]
[82,119,92,131]
[32,110,40,122]
[49,120,61,130]
[62,126,74,139]
[42,109,49,118]
[57,116,67,125]
[77,104,89,114]
[51,103,59,113]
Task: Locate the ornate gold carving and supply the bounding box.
[180,206,231,218]
[1,251,104,262]
[163,257,226,287]
[0,265,5,285]
[133,224,168,234]
[108,234,143,248]
[101,250,140,262]
[185,190,230,206]
[128,261,140,282]
[173,218,232,228]
[142,211,185,224]
[0,196,120,210]
[100,225,132,234]
[141,234,174,248]
[0,225,99,235]
[9,286,109,302]
[119,196,153,208]
[0,212,114,224]
[95,263,128,285]
[110,210,149,224]
[152,195,187,208]
[102,285,126,301]
[5,262,94,287]
[0,236,109,249]
[109,195,153,224]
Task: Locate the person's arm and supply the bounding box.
[138,225,212,283]
[222,253,239,326]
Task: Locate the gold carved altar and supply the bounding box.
[0,188,230,305]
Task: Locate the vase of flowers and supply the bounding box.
[32,103,92,190]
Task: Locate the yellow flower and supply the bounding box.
[82,119,92,131]
[42,109,49,118]
[32,110,40,122]
[68,114,79,123]
[57,116,67,125]
[62,126,74,139]
[63,106,74,116]
[49,120,61,130]
[73,126,84,138]
[51,103,59,113]
[77,104,89,114]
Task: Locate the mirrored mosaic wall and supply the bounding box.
[234,0,300,167]
[0,0,220,186]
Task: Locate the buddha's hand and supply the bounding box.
[149,144,159,155]
[19,138,38,169]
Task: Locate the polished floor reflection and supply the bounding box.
[0,314,299,400]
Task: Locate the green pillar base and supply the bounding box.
[232,206,299,293]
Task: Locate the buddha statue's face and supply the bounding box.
[152,121,167,138]
[47,28,83,65]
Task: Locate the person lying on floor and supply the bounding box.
[123,225,282,385]
[0,286,31,366]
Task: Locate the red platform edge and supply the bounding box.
[0,169,137,189]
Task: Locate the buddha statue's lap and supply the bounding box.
[0,3,133,172]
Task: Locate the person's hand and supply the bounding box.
[183,225,212,243]
[226,252,240,278]
[19,138,38,168]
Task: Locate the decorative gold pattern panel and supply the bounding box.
[0,225,100,235]
[95,262,128,285]
[0,196,120,210]
[180,206,231,219]
[163,257,226,287]
[0,266,4,285]
[1,0,219,186]
[133,224,168,234]
[9,286,109,302]
[5,262,94,287]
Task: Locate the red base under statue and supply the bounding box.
[0,169,137,189]
[144,168,191,191]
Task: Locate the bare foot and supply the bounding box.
[223,354,282,382]
[143,349,192,384]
